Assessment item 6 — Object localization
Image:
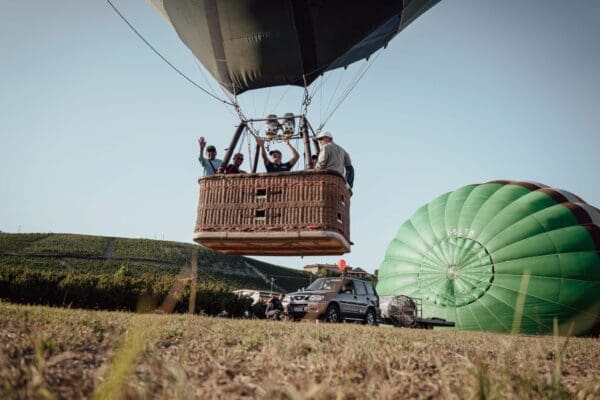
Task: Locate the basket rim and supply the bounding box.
[198,169,345,182]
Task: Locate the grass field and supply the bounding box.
[1,301,599,400]
[2,233,598,399]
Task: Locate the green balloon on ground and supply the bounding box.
[377,181,600,336]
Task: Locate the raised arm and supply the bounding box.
[198,137,206,163]
[256,137,270,167]
[285,139,300,167]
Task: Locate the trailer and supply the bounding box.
[379,295,455,329]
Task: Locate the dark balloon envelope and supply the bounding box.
[377,181,600,336]
[150,0,440,94]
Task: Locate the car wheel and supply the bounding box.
[365,308,377,326]
[325,304,340,323]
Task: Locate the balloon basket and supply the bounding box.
[194,170,351,256]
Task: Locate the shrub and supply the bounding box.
[0,265,252,316]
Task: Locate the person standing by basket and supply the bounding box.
[257,137,299,173]
[198,137,222,176]
[265,294,284,320]
[314,131,354,188]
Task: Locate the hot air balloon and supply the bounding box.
[149,0,440,94]
[144,0,440,256]
[376,181,600,336]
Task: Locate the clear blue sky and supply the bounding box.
[1,1,599,273]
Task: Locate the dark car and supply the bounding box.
[283,277,380,325]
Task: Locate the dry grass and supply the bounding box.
[1,301,599,400]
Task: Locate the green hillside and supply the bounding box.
[0,232,311,313]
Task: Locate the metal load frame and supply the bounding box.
[220,115,320,174]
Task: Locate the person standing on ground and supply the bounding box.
[314,131,354,188]
[198,137,222,176]
[265,294,284,320]
[257,137,299,173]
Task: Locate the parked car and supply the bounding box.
[283,277,380,325]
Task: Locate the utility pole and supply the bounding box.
[270,276,274,292]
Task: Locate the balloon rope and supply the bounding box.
[294,137,301,172]
[246,131,253,171]
[236,128,246,154]
[319,50,384,131]
[270,86,292,113]
[300,75,312,116]
[193,59,239,120]
[323,70,345,124]
[319,74,323,123]
[262,88,272,118]
[192,59,220,101]
[105,0,234,106]
[309,71,333,98]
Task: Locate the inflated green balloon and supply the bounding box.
[377,181,600,335]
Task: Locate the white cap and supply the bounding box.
[316,131,333,139]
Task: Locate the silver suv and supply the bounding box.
[283,277,380,325]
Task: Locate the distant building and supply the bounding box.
[303,263,337,275]
[303,263,372,280]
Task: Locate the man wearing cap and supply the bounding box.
[198,137,222,176]
[257,137,299,173]
[315,131,354,188]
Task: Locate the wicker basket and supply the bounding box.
[194,170,351,255]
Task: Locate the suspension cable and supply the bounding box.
[300,75,312,117]
[246,131,254,171]
[261,87,272,118]
[324,60,370,117]
[191,58,220,99]
[105,0,234,106]
[192,59,239,121]
[108,0,388,133]
[271,86,292,113]
[323,70,345,118]
[319,74,324,123]
[236,128,246,154]
[309,70,333,98]
[251,90,257,117]
[293,136,302,171]
[318,50,383,131]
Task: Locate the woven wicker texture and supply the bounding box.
[195,171,350,242]
[194,171,351,255]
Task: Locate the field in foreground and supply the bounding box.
[1,302,599,400]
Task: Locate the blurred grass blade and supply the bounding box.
[511,271,531,335]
